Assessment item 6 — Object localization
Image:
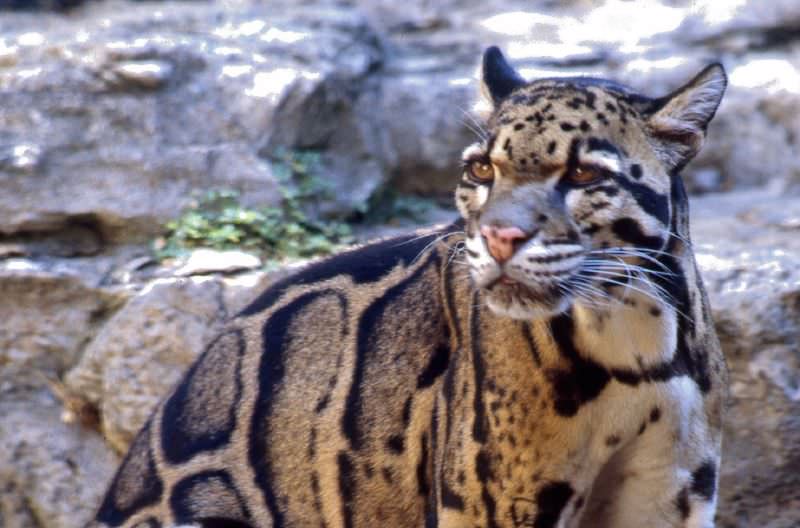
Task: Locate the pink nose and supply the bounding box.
[480,225,529,263]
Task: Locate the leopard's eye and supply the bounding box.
[567,166,602,185]
[468,161,495,182]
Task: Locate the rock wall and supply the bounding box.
[1,0,800,526]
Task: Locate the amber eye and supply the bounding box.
[568,166,602,185]
[468,161,495,182]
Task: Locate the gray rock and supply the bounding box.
[0,390,118,528]
[0,258,127,397]
[380,70,476,196]
[0,2,387,245]
[691,190,800,528]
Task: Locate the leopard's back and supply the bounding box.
[92,227,463,527]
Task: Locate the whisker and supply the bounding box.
[457,105,489,141]
[667,231,693,248]
[588,248,674,273]
[577,271,667,304]
[581,259,677,279]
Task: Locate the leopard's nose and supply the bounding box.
[480,225,531,264]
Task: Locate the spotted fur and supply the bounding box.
[90,47,728,528]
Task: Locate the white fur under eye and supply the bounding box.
[461,143,485,160]
[475,185,489,207]
[581,152,621,173]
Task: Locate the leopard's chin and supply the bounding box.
[483,280,572,320]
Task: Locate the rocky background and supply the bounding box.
[1,0,799,526]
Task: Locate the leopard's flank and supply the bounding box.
[91,47,728,528]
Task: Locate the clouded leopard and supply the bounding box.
[90,47,728,528]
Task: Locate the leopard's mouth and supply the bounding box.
[483,274,574,319]
[468,242,585,318]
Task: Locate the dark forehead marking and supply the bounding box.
[585,137,620,156]
[565,137,581,174]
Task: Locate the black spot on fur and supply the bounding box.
[514,123,525,131]
[580,120,591,132]
[534,481,574,528]
[197,520,255,528]
[482,486,500,528]
[581,223,602,235]
[676,487,690,520]
[386,435,405,454]
[691,460,717,501]
[502,138,514,160]
[547,141,557,155]
[584,90,597,109]
[338,452,356,528]
[605,102,617,113]
[630,164,643,179]
[547,313,611,416]
[417,435,430,496]
[476,450,494,483]
[560,122,576,132]
[583,184,619,197]
[402,396,413,426]
[417,340,450,389]
[650,406,662,423]
[605,435,621,447]
[649,306,662,317]
[555,138,582,192]
[442,483,466,511]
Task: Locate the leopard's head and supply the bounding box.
[457,47,726,319]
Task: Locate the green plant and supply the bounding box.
[154,149,352,262]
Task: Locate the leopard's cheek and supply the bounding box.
[455,183,491,219]
[566,188,624,246]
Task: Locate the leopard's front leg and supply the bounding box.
[579,378,722,528]
[433,439,596,528]
[430,390,599,528]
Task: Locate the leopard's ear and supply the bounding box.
[480,46,526,108]
[646,63,727,172]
